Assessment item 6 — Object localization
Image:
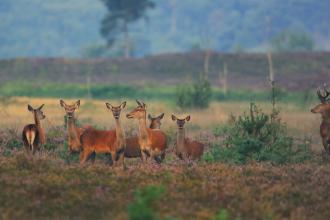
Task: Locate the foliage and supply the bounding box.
[100,0,154,57]
[176,79,212,108]
[271,29,315,52]
[127,185,165,220]
[205,103,312,164]
[213,209,237,220]
[0,1,329,57]
[0,154,330,219]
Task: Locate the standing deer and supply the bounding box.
[60,100,88,153]
[171,114,204,160]
[22,104,46,154]
[124,113,165,159]
[311,86,330,154]
[126,101,167,163]
[80,102,127,166]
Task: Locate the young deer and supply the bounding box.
[60,100,88,153]
[22,104,46,154]
[171,115,204,160]
[126,101,167,163]
[80,102,127,165]
[311,86,330,154]
[148,113,165,129]
[124,113,165,159]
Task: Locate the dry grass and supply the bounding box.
[0,97,328,219]
[0,153,330,220]
[0,97,323,151]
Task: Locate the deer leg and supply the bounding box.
[80,149,92,165]
[88,152,96,163]
[111,151,117,166]
[322,139,329,153]
[141,150,148,163]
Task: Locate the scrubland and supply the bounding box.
[0,97,329,220]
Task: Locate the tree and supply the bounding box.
[100,0,155,58]
[271,29,315,52]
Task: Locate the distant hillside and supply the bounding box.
[0,52,329,90]
[0,0,329,58]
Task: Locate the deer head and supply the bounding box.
[106,101,126,119]
[148,113,164,129]
[60,100,80,118]
[126,100,147,120]
[171,114,190,129]
[28,104,46,120]
[311,85,330,116]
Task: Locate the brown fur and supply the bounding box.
[60,100,88,152]
[126,101,167,163]
[22,104,46,154]
[311,103,330,153]
[124,113,165,159]
[172,114,204,160]
[80,102,126,165]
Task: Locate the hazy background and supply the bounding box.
[0,0,329,58]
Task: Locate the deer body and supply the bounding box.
[124,113,165,159]
[22,104,46,154]
[80,102,126,165]
[126,101,167,163]
[311,85,330,154]
[60,100,90,153]
[172,115,204,160]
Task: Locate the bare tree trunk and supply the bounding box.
[222,62,228,95]
[170,0,177,36]
[86,63,92,100]
[267,50,276,120]
[124,22,130,58]
[203,50,211,80]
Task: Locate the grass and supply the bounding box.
[0,96,327,219]
[0,153,330,220]
[0,81,318,105]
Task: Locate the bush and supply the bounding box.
[127,185,165,220]
[205,103,312,164]
[176,79,212,108]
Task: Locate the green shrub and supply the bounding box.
[176,79,212,108]
[205,103,312,164]
[127,185,165,220]
[213,209,236,220]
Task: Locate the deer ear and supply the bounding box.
[148,114,152,120]
[121,101,126,109]
[159,113,164,119]
[28,104,34,112]
[171,114,177,121]
[106,103,112,109]
[186,115,191,121]
[136,100,142,106]
[143,102,147,109]
[38,104,44,110]
[76,100,80,108]
[60,100,65,107]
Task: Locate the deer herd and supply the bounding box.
[21,85,330,166]
[22,100,205,166]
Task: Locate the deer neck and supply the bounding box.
[34,113,45,145]
[67,114,79,142]
[176,128,186,151]
[138,115,149,141]
[115,118,125,143]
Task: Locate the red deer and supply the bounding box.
[22,104,46,154]
[60,100,88,153]
[80,102,126,166]
[171,114,204,160]
[124,113,165,159]
[311,85,330,154]
[126,101,167,163]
